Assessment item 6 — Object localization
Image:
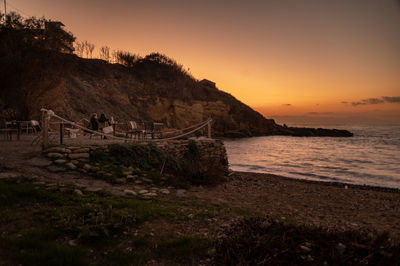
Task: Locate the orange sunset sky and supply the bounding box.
[4,0,400,124]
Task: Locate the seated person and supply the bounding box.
[90,113,99,131]
[98,113,109,129]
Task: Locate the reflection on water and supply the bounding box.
[224,124,400,189]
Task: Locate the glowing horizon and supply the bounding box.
[5,0,400,123]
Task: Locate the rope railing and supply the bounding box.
[161,120,210,135]
[39,108,212,149]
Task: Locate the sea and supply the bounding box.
[224,124,400,189]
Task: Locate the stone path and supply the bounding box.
[0,136,178,198]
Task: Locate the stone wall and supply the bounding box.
[42,138,229,184]
[156,139,228,174]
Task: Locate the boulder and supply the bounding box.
[83,164,92,170]
[126,175,135,180]
[66,162,77,170]
[74,189,83,196]
[27,157,52,167]
[124,189,137,196]
[44,147,66,153]
[142,177,153,183]
[69,153,90,159]
[159,188,170,195]
[115,178,126,184]
[47,153,64,159]
[73,148,90,153]
[176,189,187,197]
[46,165,65,172]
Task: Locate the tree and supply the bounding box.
[0,12,75,54]
[88,42,95,58]
[74,41,84,57]
[99,46,110,61]
[111,50,118,63]
[114,50,139,68]
[83,41,95,58]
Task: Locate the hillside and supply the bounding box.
[0,14,352,137]
[0,49,354,137]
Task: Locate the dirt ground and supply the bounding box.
[1,135,400,239]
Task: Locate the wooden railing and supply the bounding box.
[40,109,212,150]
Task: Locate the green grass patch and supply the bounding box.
[100,249,149,266]
[2,229,87,266]
[0,179,184,242]
[90,143,181,174]
[157,236,211,262]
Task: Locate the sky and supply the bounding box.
[4,0,400,124]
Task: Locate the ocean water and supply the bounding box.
[224,124,400,189]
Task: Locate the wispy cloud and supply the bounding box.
[282,104,292,107]
[351,98,384,106]
[341,96,400,107]
[382,96,400,103]
[307,112,334,115]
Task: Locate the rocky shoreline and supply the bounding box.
[223,126,353,138]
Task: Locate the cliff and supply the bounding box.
[0,49,352,137]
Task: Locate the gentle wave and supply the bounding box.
[224,124,400,189]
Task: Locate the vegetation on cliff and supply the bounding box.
[0,12,352,137]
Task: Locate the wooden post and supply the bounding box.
[42,110,49,150]
[17,122,21,140]
[112,124,116,136]
[59,123,64,144]
[207,119,211,138]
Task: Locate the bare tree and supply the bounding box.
[111,50,118,63]
[99,46,110,61]
[82,40,95,58]
[74,41,84,57]
[84,40,89,58]
[88,43,95,58]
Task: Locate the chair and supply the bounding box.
[19,120,41,134]
[143,122,164,139]
[0,119,17,140]
[126,121,143,139]
[65,128,81,138]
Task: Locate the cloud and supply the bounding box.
[351,101,365,107]
[307,112,334,115]
[351,98,384,106]
[343,96,400,107]
[382,96,400,103]
[282,104,292,107]
[364,98,385,104]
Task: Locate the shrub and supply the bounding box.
[214,217,400,265]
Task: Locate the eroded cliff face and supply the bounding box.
[2,50,352,137]
[12,53,277,137]
[138,98,231,128]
